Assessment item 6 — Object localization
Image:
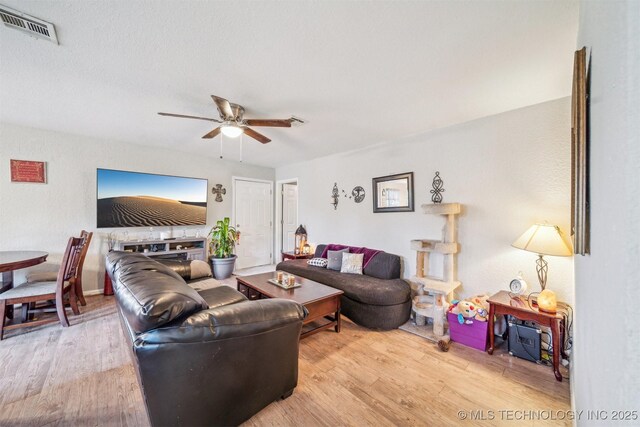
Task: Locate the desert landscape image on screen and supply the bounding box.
[97,169,207,228]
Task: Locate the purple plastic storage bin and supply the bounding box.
[447,312,489,351]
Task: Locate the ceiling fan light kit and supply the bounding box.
[158,94,298,145]
[220,124,243,138]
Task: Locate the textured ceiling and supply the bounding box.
[0,1,578,168]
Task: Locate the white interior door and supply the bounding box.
[234,179,273,269]
[282,183,298,253]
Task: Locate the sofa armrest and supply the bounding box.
[135,299,306,345]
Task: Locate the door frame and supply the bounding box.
[275,178,299,260]
[232,176,275,266]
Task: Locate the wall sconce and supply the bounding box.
[330,183,339,210]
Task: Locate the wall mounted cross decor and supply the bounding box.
[212,184,226,202]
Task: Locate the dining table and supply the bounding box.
[0,250,49,320]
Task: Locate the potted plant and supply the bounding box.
[208,217,239,279]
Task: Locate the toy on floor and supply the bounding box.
[448,294,490,324]
[437,335,451,352]
[449,300,475,324]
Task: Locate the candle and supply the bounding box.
[276,271,284,283]
[287,275,296,287]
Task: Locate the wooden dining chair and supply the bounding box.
[25,230,93,306]
[0,237,83,340]
[72,230,93,306]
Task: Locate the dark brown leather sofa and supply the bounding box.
[106,252,306,427]
[277,244,411,330]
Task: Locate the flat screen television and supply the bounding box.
[97,169,208,228]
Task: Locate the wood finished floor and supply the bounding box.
[0,295,570,426]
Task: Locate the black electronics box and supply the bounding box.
[508,318,541,363]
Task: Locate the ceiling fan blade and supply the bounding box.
[211,95,235,120]
[202,127,222,139]
[243,127,271,144]
[244,119,292,128]
[158,112,221,123]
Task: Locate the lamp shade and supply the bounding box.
[512,223,572,256]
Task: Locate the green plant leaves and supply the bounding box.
[208,216,238,258]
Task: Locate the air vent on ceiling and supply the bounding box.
[0,5,58,44]
[289,116,306,127]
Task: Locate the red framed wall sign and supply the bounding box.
[10,159,47,183]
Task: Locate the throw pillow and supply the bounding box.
[340,252,364,275]
[190,260,213,279]
[307,257,328,268]
[327,248,349,271]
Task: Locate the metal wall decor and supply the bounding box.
[430,171,445,203]
[352,186,365,203]
[212,184,226,202]
[330,183,339,210]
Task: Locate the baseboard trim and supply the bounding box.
[84,289,104,296]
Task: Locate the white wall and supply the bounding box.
[277,98,575,303]
[573,0,640,422]
[0,122,274,292]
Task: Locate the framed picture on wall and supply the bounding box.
[10,159,47,183]
[372,172,414,213]
[571,47,590,255]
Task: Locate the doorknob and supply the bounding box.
[236,224,240,228]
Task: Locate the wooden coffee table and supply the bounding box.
[236,272,343,339]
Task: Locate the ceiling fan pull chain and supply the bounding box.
[240,133,243,163]
[219,133,223,159]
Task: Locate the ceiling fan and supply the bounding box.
[158,95,295,144]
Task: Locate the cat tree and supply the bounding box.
[410,202,462,340]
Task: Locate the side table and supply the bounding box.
[281,252,313,262]
[487,290,566,382]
